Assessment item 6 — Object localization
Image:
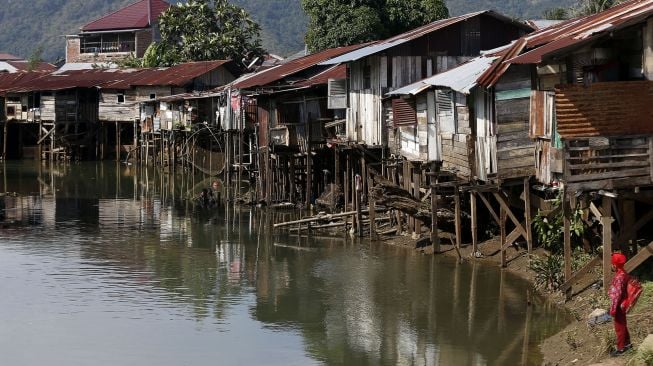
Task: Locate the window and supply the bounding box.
[149,93,156,100]
[436,89,456,133]
[6,106,15,116]
[117,94,125,104]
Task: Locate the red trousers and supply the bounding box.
[613,307,631,350]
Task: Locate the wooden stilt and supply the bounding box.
[355,172,363,237]
[344,153,350,211]
[413,164,422,237]
[524,177,533,253]
[563,189,572,299]
[368,169,376,240]
[500,204,507,268]
[602,196,613,294]
[471,190,478,255]
[430,164,440,253]
[454,184,462,250]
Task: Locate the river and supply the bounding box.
[0,161,570,366]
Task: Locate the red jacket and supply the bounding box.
[609,269,629,316]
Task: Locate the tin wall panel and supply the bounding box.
[555,81,653,138]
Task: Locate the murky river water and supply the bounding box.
[0,162,570,365]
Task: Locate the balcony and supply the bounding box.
[81,40,135,54]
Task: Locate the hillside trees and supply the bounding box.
[143,0,264,67]
[302,0,449,52]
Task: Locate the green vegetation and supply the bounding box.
[143,0,263,67]
[532,196,585,253]
[0,0,628,61]
[302,0,448,52]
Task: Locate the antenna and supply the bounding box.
[147,0,152,25]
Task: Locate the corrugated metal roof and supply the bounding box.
[81,0,170,32]
[234,43,368,89]
[106,60,231,88]
[321,11,532,65]
[0,60,232,93]
[0,72,48,94]
[481,0,653,85]
[5,61,56,72]
[294,64,347,88]
[388,56,498,96]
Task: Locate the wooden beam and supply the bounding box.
[477,192,501,225]
[601,215,614,294]
[500,206,507,268]
[563,190,572,300]
[493,192,527,238]
[560,256,601,292]
[471,191,478,254]
[502,222,525,250]
[625,241,653,273]
[524,178,533,253]
[454,186,462,250]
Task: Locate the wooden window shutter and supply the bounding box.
[530,90,555,138]
[327,78,347,109]
[436,89,455,133]
[392,97,417,127]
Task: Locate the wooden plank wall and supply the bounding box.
[440,105,472,179]
[555,81,653,138]
[496,97,535,178]
[564,136,653,191]
[99,86,171,122]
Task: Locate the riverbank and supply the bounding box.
[376,232,653,365]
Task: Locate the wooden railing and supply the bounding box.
[563,135,653,191]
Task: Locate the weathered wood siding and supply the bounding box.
[495,66,535,179]
[99,86,171,122]
[564,136,653,191]
[40,95,56,121]
[192,68,236,90]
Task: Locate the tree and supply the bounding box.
[145,0,264,67]
[576,0,623,16]
[543,7,570,20]
[302,0,449,52]
[27,46,44,72]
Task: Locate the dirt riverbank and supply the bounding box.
[375,232,653,366]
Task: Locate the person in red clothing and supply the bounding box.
[609,252,632,356]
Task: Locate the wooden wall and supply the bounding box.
[99,86,171,122]
[495,66,535,179]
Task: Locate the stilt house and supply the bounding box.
[478,0,653,294]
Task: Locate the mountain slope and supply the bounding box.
[0,0,576,61]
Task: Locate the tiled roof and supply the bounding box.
[81,0,170,32]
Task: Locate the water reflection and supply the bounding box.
[0,161,569,365]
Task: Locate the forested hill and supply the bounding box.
[0,0,575,61]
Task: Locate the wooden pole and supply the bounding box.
[430,164,440,253]
[524,177,533,253]
[344,152,350,212]
[2,122,7,160]
[500,204,507,268]
[413,164,422,238]
[454,184,462,250]
[115,121,120,162]
[602,196,613,294]
[563,189,572,299]
[306,114,312,208]
[368,168,376,240]
[471,190,478,255]
[355,173,363,237]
